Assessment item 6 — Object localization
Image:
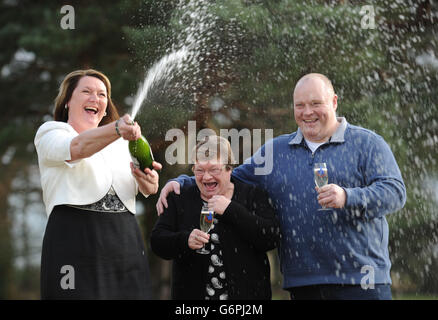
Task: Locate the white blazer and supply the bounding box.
[35,121,140,216]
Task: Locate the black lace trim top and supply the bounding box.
[67,186,128,213]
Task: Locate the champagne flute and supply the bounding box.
[314,162,329,211]
[196,204,214,254]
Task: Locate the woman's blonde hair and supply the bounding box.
[191,135,235,170]
[53,69,119,125]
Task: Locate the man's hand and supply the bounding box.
[156,180,181,215]
[316,184,346,209]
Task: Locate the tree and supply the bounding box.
[127,0,438,296]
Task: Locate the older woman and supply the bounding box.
[34,69,161,299]
[151,135,280,300]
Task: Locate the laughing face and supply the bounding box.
[193,159,232,201]
[67,76,108,133]
[293,77,338,143]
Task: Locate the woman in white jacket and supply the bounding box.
[34,69,161,299]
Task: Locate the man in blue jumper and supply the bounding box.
[156,73,406,299]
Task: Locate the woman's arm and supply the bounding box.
[69,114,140,161]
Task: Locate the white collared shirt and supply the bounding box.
[304,139,325,153]
[34,121,139,216]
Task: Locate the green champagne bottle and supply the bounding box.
[129,135,154,171]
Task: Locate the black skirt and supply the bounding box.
[40,205,151,299]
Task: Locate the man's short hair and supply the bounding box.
[295,73,335,96]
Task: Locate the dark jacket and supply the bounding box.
[150,178,280,300]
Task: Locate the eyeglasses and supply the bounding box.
[192,165,225,177]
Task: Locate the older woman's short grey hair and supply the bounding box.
[191,135,235,169]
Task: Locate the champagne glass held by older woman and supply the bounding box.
[34,69,161,299]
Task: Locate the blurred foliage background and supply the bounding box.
[0,0,437,299]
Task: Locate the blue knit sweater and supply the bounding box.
[176,118,406,288]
